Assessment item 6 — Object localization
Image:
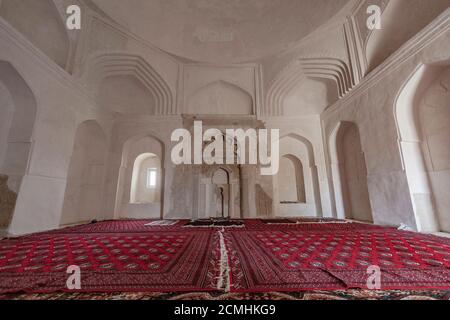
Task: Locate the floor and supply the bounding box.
[0,218,449,300]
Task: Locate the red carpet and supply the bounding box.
[226,225,450,291]
[0,226,221,293]
[1,219,449,294]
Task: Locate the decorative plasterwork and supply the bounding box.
[266,57,354,116]
[324,8,450,115]
[79,53,174,115]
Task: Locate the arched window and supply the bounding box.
[130,153,161,204]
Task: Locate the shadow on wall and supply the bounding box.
[0,175,16,228]
[330,121,373,223]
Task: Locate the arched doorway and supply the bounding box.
[0,61,36,230]
[395,64,449,232]
[335,122,373,222]
[60,120,107,225]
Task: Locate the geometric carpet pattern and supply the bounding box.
[1,219,449,297]
[1,289,450,300]
[0,227,220,294]
[227,228,450,291]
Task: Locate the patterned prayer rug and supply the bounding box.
[225,227,450,292]
[0,228,221,293]
[1,219,449,297]
[1,289,449,300]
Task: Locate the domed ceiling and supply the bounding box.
[91,0,351,63]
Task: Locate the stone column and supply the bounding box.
[240,165,257,218]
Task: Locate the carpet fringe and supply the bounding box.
[217,228,231,292]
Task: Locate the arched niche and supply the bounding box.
[330,121,373,222]
[0,0,70,69]
[278,134,321,217]
[283,77,338,116]
[395,63,449,232]
[60,120,107,226]
[129,153,161,204]
[279,155,306,203]
[187,80,253,115]
[96,75,157,115]
[115,135,165,219]
[211,168,230,218]
[80,53,174,115]
[0,61,36,229]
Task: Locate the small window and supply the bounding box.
[146,168,157,188]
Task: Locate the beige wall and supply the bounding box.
[0,3,449,235]
[323,21,450,230]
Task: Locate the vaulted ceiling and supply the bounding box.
[91,0,351,63]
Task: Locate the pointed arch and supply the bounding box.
[114,133,165,219]
[60,120,107,225]
[266,58,354,116]
[187,80,253,115]
[79,53,174,115]
[394,62,449,232]
[329,121,373,222]
[0,61,37,229]
[278,133,322,216]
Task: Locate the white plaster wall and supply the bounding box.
[0,81,13,173]
[366,0,450,72]
[187,81,253,115]
[1,19,113,235]
[0,0,69,69]
[183,65,258,115]
[60,121,107,226]
[322,26,450,229]
[338,123,373,222]
[420,68,450,232]
[96,75,156,115]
